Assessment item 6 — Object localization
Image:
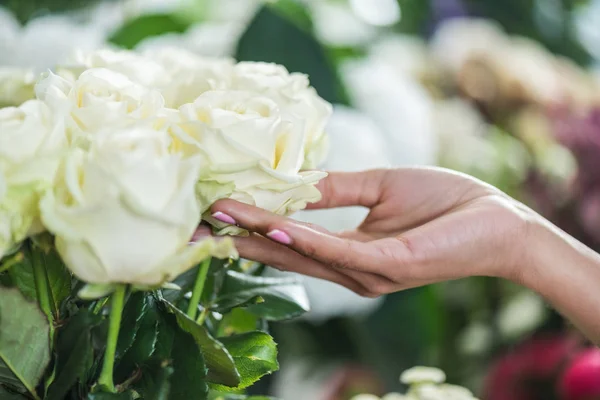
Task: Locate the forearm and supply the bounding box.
[518,217,600,344]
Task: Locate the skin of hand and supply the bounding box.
[210,167,600,344]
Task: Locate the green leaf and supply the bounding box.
[109,14,190,49]
[7,257,36,300]
[134,359,173,400]
[169,319,209,400]
[7,247,71,319]
[216,308,261,337]
[0,386,28,399]
[212,271,309,321]
[87,391,136,400]
[116,293,148,358]
[115,298,159,383]
[47,311,103,400]
[41,249,71,316]
[0,287,51,399]
[212,332,278,391]
[161,300,240,387]
[236,5,347,105]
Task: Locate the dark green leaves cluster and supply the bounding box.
[0,244,306,399]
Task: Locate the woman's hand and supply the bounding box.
[210,168,536,297]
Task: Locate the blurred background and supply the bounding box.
[3,0,600,398]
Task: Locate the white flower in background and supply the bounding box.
[172,90,327,234]
[0,100,67,257]
[143,47,235,108]
[230,62,333,168]
[0,68,36,107]
[401,367,446,385]
[497,290,547,340]
[35,68,167,145]
[271,106,391,321]
[307,0,379,47]
[434,98,529,185]
[0,7,105,71]
[368,35,437,81]
[39,126,236,285]
[458,321,493,356]
[342,56,437,166]
[430,18,508,74]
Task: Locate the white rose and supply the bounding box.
[144,47,235,108]
[172,90,326,234]
[230,62,332,168]
[39,126,236,285]
[35,68,167,145]
[0,100,66,171]
[0,100,67,257]
[56,48,170,88]
[0,67,37,107]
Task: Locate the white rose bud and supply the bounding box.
[172,90,326,235]
[231,62,332,169]
[35,68,167,146]
[144,47,235,108]
[0,67,37,107]
[39,126,237,285]
[0,100,67,257]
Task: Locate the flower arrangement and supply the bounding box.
[0,47,330,399]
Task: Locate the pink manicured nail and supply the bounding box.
[266,229,292,245]
[212,211,236,225]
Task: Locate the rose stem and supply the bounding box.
[98,285,127,392]
[186,257,212,320]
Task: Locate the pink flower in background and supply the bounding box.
[559,347,600,400]
[484,334,582,400]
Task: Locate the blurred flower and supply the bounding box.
[484,334,582,400]
[401,367,446,385]
[341,54,437,166]
[497,291,548,340]
[431,18,591,110]
[458,321,494,356]
[434,98,529,190]
[306,0,379,47]
[0,7,105,71]
[559,347,600,400]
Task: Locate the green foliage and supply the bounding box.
[0,287,51,399]
[109,14,191,50]
[212,271,310,321]
[213,332,279,391]
[46,311,103,400]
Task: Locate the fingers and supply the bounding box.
[212,200,386,273]
[233,233,367,294]
[307,170,389,210]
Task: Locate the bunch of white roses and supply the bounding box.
[0,47,331,290]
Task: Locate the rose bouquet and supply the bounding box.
[0,47,331,399]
